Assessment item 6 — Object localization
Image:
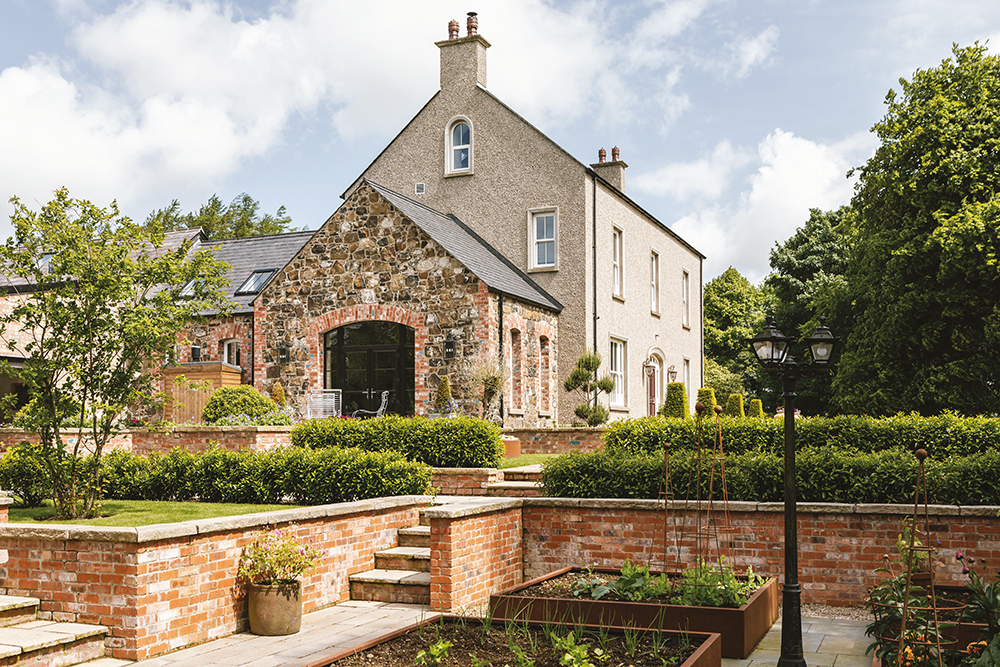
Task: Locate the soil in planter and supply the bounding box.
[516,570,759,608]
[332,620,700,667]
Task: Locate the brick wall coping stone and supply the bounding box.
[423,497,522,520]
[133,425,295,433]
[0,495,432,543]
[431,467,501,474]
[0,497,11,507]
[519,498,1000,516]
[502,427,605,434]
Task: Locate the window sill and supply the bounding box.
[651,311,661,318]
[612,295,625,303]
[444,170,473,178]
[508,408,525,416]
[528,266,558,273]
[538,410,552,417]
[682,324,691,331]
[610,406,629,413]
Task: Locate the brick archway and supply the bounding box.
[307,305,431,411]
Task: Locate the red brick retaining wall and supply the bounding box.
[0,496,429,661]
[520,499,1000,606]
[431,468,501,496]
[426,500,523,612]
[504,427,604,454]
[129,426,292,455]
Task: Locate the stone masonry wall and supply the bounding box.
[253,181,558,425]
[0,497,428,661]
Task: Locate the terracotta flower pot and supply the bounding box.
[247,581,303,636]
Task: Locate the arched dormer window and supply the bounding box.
[447,118,472,175]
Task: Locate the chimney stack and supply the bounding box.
[590,145,628,192]
[436,12,490,92]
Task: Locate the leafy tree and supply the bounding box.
[703,267,766,402]
[703,358,744,404]
[764,207,854,415]
[835,43,1000,416]
[146,193,294,240]
[563,350,614,426]
[0,188,231,517]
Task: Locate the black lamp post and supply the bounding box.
[748,317,838,667]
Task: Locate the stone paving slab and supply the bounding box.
[724,617,872,667]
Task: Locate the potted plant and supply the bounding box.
[238,525,321,636]
[956,553,1000,667]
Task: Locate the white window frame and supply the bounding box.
[682,270,690,329]
[235,269,276,295]
[609,337,626,408]
[650,251,660,314]
[445,117,473,176]
[528,207,559,271]
[222,339,240,367]
[683,357,691,405]
[612,228,623,298]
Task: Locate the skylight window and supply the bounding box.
[179,279,196,297]
[236,269,276,295]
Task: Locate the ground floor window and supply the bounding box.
[609,338,626,407]
[323,321,415,415]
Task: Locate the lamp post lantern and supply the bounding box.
[748,317,838,667]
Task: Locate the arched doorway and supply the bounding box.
[324,321,415,415]
[646,355,663,417]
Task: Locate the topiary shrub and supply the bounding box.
[747,399,765,418]
[696,388,717,413]
[202,385,279,424]
[434,376,452,411]
[270,382,287,408]
[0,442,52,507]
[659,383,689,418]
[724,394,745,417]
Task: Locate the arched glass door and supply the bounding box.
[324,321,415,415]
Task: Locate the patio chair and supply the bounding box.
[352,390,389,419]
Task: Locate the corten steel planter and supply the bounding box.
[247,581,303,636]
[302,614,722,667]
[488,567,779,659]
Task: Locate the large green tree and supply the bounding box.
[0,188,231,517]
[765,207,854,414]
[703,266,765,397]
[835,43,1000,416]
[146,192,294,240]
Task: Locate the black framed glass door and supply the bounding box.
[324,321,415,415]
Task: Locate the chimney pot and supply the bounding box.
[612,146,620,162]
[598,148,606,163]
[467,12,478,36]
[448,19,459,40]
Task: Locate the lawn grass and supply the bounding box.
[497,453,556,469]
[8,499,301,527]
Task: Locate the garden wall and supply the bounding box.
[0,426,293,456]
[431,468,502,496]
[519,499,1000,606]
[504,427,603,454]
[0,496,429,661]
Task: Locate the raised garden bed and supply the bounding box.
[308,615,722,667]
[488,566,779,659]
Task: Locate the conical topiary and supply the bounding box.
[696,388,717,414]
[659,382,689,418]
[434,376,452,411]
[724,393,745,417]
[270,381,287,408]
[747,399,765,418]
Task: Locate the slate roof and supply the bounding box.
[207,230,316,314]
[367,180,562,312]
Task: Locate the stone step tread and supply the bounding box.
[80,659,133,666]
[0,621,107,654]
[398,525,430,537]
[487,481,541,489]
[349,569,431,586]
[376,546,430,560]
[0,595,40,613]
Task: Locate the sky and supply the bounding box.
[2,0,999,284]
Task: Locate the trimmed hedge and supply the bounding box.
[290,414,504,468]
[660,383,689,418]
[0,442,52,507]
[541,447,1000,505]
[202,385,280,424]
[99,446,431,504]
[603,413,1000,458]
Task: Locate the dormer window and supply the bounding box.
[446,118,472,175]
[235,269,276,295]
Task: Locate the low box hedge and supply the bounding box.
[603,413,1000,458]
[541,447,1000,505]
[290,414,504,468]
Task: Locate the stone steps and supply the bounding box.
[374,546,430,572]
[397,525,430,548]
[349,570,431,605]
[501,466,542,483]
[0,595,118,667]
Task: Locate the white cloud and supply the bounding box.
[671,129,877,283]
[726,25,779,79]
[632,140,753,200]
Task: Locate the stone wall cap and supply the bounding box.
[959,505,1000,517]
[756,502,785,513]
[0,524,139,542]
[577,499,661,511]
[135,523,199,541]
[796,503,856,514]
[856,504,932,515]
[522,498,581,508]
[424,497,522,519]
[432,467,497,474]
[0,497,13,507]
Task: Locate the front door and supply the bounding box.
[324,321,415,415]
